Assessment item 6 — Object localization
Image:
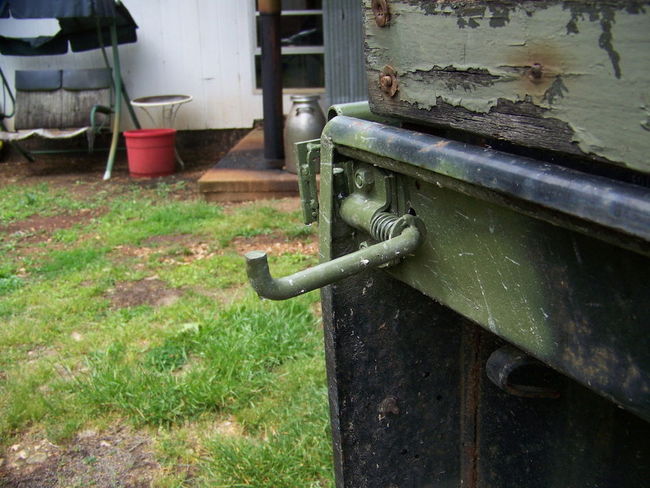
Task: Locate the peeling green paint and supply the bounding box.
[365,0,650,171]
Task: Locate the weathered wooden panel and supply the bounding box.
[60,88,110,128]
[15,88,110,129]
[14,91,63,129]
[364,0,650,173]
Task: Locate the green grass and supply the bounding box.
[0,263,23,295]
[79,295,319,425]
[0,182,95,223]
[0,180,331,486]
[207,205,314,246]
[203,354,331,487]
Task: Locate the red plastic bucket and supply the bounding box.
[124,128,176,178]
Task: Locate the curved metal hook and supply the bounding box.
[245,215,423,300]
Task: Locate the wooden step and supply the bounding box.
[198,127,301,202]
[198,168,299,202]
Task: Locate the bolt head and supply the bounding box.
[354,168,375,191]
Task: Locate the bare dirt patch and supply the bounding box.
[230,232,317,256]
[194,285,246,305]
[209,417,245,438]
[1,208,104,245]
[311,301,323,320]
[112,236,218,268]
[111,245,156,260]
[143,234,195,247]
[106,278,183,309]
[269,197,302,214]
[221,197,302,215]
[0,426,160,488]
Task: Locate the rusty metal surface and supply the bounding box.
[486,345,562,399]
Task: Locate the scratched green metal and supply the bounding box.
[364,0,650,172]
[393,177,552,354]
[384,172,650,417]
[319,134,336,263]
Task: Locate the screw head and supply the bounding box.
[372,0,390,27]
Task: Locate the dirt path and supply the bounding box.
[1,427,160,488]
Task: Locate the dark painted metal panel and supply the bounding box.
[323,269,464,487]
[322,263,650,488]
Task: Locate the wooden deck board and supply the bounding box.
[198,128,299,202]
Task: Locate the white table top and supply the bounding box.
[131,94,193,108]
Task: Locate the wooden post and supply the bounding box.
[259,0,284,165]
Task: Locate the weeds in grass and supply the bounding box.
[99,200,222,246]
[158,254,247,289]
[0,264,22,295]
[209,205,307,246]
[38,246,109,276]
[0,274,22,294]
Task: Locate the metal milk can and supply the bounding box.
[283,95,326,173]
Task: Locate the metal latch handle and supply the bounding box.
[245,214,423,300]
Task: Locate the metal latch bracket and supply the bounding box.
[295,139,320,225]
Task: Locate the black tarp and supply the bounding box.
[0,0,117,19]
[0,34,69,56]
[0,0,137,55]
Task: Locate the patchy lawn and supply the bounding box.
[0,171,332,487]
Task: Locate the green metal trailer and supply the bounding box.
[247,1,650,486]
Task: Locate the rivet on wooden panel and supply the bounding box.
[379,65,399,97]
[372,0,391,27]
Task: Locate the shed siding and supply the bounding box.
[324,0,367,105]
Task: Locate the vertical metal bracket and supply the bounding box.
[295,139,321,225]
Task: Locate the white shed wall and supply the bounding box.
[0,0,316,131]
